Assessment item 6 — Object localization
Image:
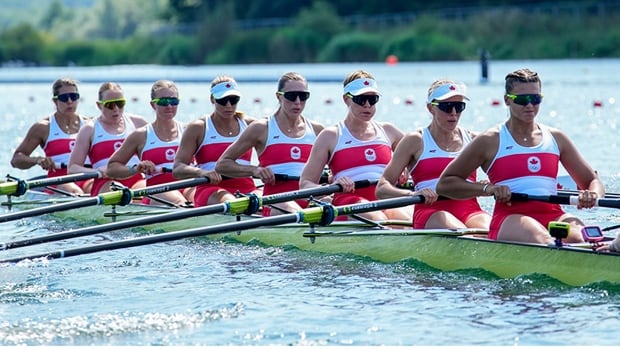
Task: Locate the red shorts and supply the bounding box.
[194,177,257,207]
[489,201,565,240]
[261,180,309,216]
[413,198,487,229]
[90,173,145,196]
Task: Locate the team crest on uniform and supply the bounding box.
[165,148,176,161]
[114,141,123,150]
[290,146,301,160]
[364,148,376,162]
[527,156,541,173]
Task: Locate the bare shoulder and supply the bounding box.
[127,113,148,127]
[307,118,325,134]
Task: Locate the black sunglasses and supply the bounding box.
[215,95,240,106]
[349,94,380,106]
[431,101,466,113]
[152,97,180,106]
[54,92,80,103]
[506,93,543,106]
[277,91,310,102]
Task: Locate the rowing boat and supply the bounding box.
[2,185,619,287]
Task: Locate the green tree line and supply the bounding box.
[2,0,620,67]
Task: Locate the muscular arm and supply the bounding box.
[173,121,207,179]
[107,127,147,179]
[437,131,497,199]
[300,127,336,189]
[68,123,98,175]
[216,121,268,179]
[11,120,48,169]
[375,133,420,199]
[553,129,605,197]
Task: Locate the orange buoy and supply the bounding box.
[325,98,333,105]
[593,100,603,107]
[385,55,399,65]
[404,99,413,105]
[491,99,501,106]
[254,97,261,103]
[132,96,139,102]
[190,97,197,103]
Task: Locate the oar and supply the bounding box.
[557,189,620,199]
[0,177,212,223]
[0,172,100,196]
[0,192,419,263]
[0,179,377,251]
[510,193,620,209]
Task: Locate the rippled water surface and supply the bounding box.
[1,60,620,345]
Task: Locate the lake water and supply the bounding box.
[1,59,619,345]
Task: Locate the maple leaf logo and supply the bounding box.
[364,80,370,86]
[450,85,456,90]
[226,83,231,88]
[529,158,539,165]
[290,146,301,160]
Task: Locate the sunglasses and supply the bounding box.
[277,91,310,102]
[152,97,180,106]
[506,93,543,106]
[431,101,466,113]
[215,95,240,106]
[99,98,126,110]
[348,94,380,106]
[54,92,80,103]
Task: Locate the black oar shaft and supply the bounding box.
[0,196,102,223]
[1,180,374,250]
[1,192,419,263]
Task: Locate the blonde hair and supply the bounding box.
[98,82,123,100]
[343,70,375,87]
[151,80,178,99]
[277,72,307,91]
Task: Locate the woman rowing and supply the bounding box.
[375,79,491,230]
[216,72,324,215]
[437,68,604,244]
[172,76,254,207]
[11,78,94,195]
[300,69,412,221]
[68,82,148,196]
[107,80,198,206]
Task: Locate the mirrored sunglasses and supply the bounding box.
[431,101,466,113]
[54,92,80,103]
[215,95,240,106]
[99,98,127,110]
[152,97,180,106]
[506,93,543,106]
[349,94,380,106]
[277,91,310,102]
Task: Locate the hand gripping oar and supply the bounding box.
[0,191,418,263]
[0,177,212,223]
[0,179,377,251]
[0,172,100,196]
[510,193,620,209]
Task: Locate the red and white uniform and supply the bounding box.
[409,127,486,228]
[89,115,143,195]
[486,123,563,239]
[258,115,316,214]
[139,122,183,186]
[43,114,85,177]
[328,120,391,206]
[193,116,256,207]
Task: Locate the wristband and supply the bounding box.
[482,183,490,195]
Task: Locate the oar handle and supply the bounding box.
[511,192,620,209]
